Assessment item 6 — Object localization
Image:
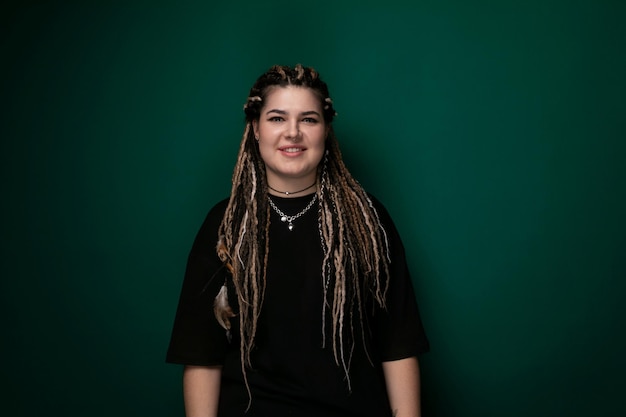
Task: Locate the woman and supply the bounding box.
[167,64,429,417]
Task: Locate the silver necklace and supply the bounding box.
[268,193,318,231]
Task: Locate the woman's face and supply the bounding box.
[253,86,327,191]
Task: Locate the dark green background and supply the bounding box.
[2,1,624,416]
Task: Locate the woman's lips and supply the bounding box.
[279,146,306,155]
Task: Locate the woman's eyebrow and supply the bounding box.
[265,109,287,115]
[265,109,321,116]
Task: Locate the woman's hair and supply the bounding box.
[216,64,391,392]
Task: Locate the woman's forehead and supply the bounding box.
[262,86,323,109]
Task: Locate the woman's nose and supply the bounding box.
[286,120,300,140]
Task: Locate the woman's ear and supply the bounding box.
[252,120,259,139]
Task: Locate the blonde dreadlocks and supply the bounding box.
[216,64,391,395]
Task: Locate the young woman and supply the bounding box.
[167,64,429,417]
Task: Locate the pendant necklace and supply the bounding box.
[268,193,318,231]
[268,181,316,196]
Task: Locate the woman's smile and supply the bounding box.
[279,146,307,155]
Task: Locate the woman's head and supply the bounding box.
[241,64,339,191]
[252,84,327,191]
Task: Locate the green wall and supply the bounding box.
[2,1,624,416]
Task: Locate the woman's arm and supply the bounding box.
[183,365,222,417]
[382,356,422,417]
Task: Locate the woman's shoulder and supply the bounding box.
[363,192,406,244]
[365,192,393,223]
[206,197,230,220]
[191,197,230,248]
[365,192,385,209]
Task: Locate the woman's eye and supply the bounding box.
[303,117,318,124]
[268,116,284,122]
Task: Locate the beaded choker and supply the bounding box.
[268,181,316,196]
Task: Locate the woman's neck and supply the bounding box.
[267,180,318,198]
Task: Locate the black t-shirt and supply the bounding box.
[166,194,429,417]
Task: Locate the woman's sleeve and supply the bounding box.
[166,199,231,366]
[370,196,430,361]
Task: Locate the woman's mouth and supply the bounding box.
[279,147,306,154]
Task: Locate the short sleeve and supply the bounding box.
[369,196,430,361]
[166,199,231,366]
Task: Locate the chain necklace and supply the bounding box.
[268,193,318,231]
[268,181,316,196]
